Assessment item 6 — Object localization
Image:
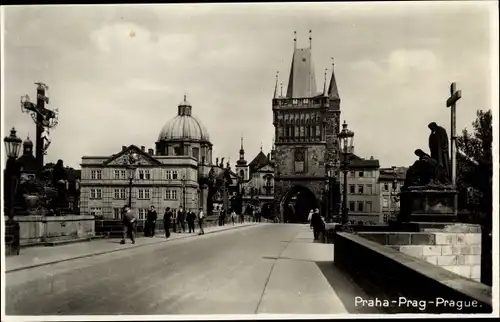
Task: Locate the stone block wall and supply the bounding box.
[358,230,482,282]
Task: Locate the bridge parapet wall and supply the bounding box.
[334,232,492,314]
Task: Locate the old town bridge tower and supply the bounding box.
[272,32,341,223]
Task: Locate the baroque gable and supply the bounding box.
[104,145,162,167]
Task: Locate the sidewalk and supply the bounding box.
[5,222,258,273]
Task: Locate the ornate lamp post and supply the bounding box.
[325,163,335,222]
[338,121,355,225]
[181,170,187,210]
[4,127,23,255]
[123,152,138,208]
[390,166,398,222]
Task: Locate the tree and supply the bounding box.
[456,109,492,217]
[456,109,492,287]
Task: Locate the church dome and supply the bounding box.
[157,96,210,142]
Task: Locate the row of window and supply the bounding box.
[382,197,400,209]
[348,184,374,195]
[90,188,179,200]
[348,200,373,213]
[91,207,181,220]
[89,169,187,180]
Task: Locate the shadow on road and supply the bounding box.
[315,261,384,314]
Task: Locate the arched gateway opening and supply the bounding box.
[279,186,318,223]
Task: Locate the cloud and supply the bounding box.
[2,3,494,170]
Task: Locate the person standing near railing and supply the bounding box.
[163,207,172,238]
[197,207,205,235]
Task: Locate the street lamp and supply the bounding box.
[4,127,23,256]
[391,166,398,222]
[325,163,334,222]
[124,152,138,208]
[181,170,186,211]
[338,121,354,225]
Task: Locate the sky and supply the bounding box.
[1,2,497,170]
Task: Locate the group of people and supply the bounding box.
[307,208,327,241]
[120,205,206,244]
[217,207,248,226]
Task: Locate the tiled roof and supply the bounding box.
[249,151,269,168]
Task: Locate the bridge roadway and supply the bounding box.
[6,223,380,315]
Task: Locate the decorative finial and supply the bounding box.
[241,135,244,149]
[331,57,335,67]
[324,68,328,95]
[184,94,187,102]
[280,81,283,97]
[293,30,297,49]
[309,29,312,49]
[260,142,263,152]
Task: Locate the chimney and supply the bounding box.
[148,148,154,156]
[122,146,127,151]
[141,146,145,152]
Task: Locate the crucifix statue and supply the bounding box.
[446,82,462,215]
[21,82,59,168]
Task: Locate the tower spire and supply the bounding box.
[328,57,340,100]
[309,29,312,49]
[240,136,244,150]
[273,71,279,98]
[293,30,297,50]
[280,81,283,97]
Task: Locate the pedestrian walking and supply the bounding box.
[308,209,314,229]
[230,209,237,225]
[197,207,205,235]
[187,209,196,233]
[219,206,226,226]
[311,208,326,242]
[163,207,172,238]
[120,206,137,244]
[171,210,177,233]
[177,206,186,233]
[146,205,157,237]
[240,212,245,224]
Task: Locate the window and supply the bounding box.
[192,147,200,160]
[90,207,102,217]
[138,188,151,200]
[349,185,355,194]
[139,170,145,180]
[174,146,183,156]
[138,209,147,220]
[350,171,355,177]
[357,201,364,212]
[165,189,178,200]
[366,184,373,195]
[114,188,126,199]
[114,170,120,179]
[172,171,178,180]
[165,170,172,180]
[90,188,102,199]
[349,201,355,212]
[138,170,150,180]
[384,183,389,191]
[358,185,364,194]
[113,208,121,219]
[383,197,389,208]
[358,171,364,177]
[120,170,126,179]
[384,213,391,223]
[366,201,372,213]
[91,170,102,180]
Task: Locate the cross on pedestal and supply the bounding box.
[446,82,462,215]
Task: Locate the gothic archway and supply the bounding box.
[279,185,318,223]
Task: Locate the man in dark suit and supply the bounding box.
[120,206,137,244]
[186,209,196,233]
[146,205,157,237]
[163,207,172,238]
[177,206,186,233]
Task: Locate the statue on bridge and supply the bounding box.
[428,122,451,184]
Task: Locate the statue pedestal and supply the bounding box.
[400,185,458,224]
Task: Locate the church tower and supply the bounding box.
[272,31,341,222]
[235,136,249,181]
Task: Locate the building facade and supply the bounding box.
[378,166,407,223]
[341,155,381,225]
[80,96,214,221]
[272,35,342,222]
[234,138,276,214]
